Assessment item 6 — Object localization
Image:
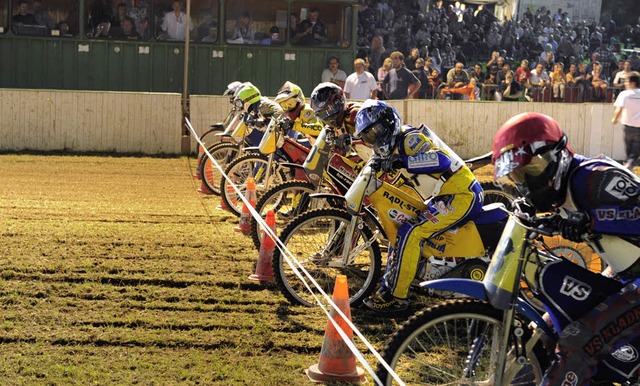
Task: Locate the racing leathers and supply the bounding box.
[380,125,483,300]
[542,155,640,386]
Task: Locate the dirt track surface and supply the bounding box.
[0,154,404,384]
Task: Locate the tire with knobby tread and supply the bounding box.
[220,153,286,217]
[272,208,382,307]
[249,180,317,250]
[376,299,549,385]
[198,142,240,195]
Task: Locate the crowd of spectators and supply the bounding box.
[355,0,640,102]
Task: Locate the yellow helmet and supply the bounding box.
[274,81,305,113]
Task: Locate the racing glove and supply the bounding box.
[556,211,590,243]
[372,155,404,173]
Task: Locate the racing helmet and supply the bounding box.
[234,82,261,113]
[310,82,346,128]
[274,81,305,120]
[492,112,573,212]
[354,99,402,157]
[223,81,243,98]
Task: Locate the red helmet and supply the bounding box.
[492,112,573,211]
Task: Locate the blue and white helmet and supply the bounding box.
[354,99,402,156]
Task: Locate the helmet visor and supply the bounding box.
[359,122,387,148]
[507,154,550,184]
[315,103,340,122]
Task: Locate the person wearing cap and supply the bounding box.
[344,58,378,101]
[295,6,327,45]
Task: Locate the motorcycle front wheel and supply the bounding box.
[272,208,382,307]
[376,299,549,385]
[198,142,240,195]
[249,180,318,250]
[220,153,287,217]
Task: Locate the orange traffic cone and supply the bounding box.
[197,159,215,195]
[234,178,256,235]
[216,180,236,211]
[306,275,365,383]
[248,209,276,283]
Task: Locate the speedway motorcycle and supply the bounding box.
[270,156,510,307]
[375,202,640,385]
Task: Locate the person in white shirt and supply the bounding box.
[160,0,194,41]
[612,72,640,168]
[344,58,378,100]
[320,56,347,89]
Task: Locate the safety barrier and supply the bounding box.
[0,89,625,161]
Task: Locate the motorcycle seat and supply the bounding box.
[472,203,508,225]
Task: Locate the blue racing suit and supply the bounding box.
[542,154,640,386]
[381,125,484,300]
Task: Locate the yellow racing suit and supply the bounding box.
[382,125,484,299]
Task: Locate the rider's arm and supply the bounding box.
[396,132,451,174]
[569,164,640,235]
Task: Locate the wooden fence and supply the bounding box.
[0,89,624,160]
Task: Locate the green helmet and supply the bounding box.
[235,83,261,112]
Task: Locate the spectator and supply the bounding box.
[574,62,591,102]
[12,0,38,32]
[321,56,347,89]
[200,22,217,42]
[482,72,498,100]
[344,58,378,100]
[613,60,633,88]
[529,62,550,87]
[382,51,421,100]
[227,10,254,43]
[515,59,531,85]
[594,42,616,80]
[440,43,456,77]
[612,71,640,168]
[495,71,522,101]
[428,68,442,98]
[541,50,555,73]
[411,58,430,99]
[296,6,328,45]
[32,0,55,29]
[551,62,566,101]
[443,62,469,100]
[470,62,485,85]
[289,12,300,42]
[496,60,511,86]
[377,57,392,99]
[160,0,194,41]
[130,0,150,39]
[485,51,500,77]
[111,3,128,29]
[369,34,386,76]
[57,20,73,36]
[591,63,608,101]
[113,16,140,40]
[404,47,420,71]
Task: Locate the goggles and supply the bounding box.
[358,123,386,147]
[507,153,551,184]
[279,97,298,112]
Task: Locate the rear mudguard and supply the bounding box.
[420,278,555,336]
[211,123,224,129]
